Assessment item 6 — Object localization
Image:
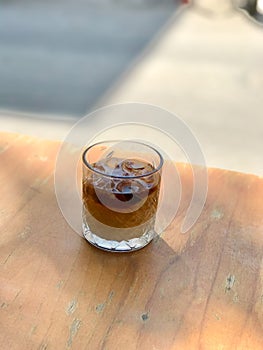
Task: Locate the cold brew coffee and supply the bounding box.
[82,141,163,252]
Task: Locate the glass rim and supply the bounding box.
[82,140,164,179]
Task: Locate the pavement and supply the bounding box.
[99,1,263,176]
[0,0,262,175]
[0,0,176,116]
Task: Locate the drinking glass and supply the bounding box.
[82,140,163,252]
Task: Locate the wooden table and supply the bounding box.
[0,132,263,350]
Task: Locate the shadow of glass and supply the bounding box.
[64,233,193,349]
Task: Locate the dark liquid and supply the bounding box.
[82,157,161,234]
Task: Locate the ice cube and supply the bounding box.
[92,176,104,188]
[121,159,154,176]
[101,157,122,175]
[116,180,133,193]
[92,162,106,174]
[114,178,146,195]
[105,150,114,159]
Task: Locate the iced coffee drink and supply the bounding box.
[82,141,163,252]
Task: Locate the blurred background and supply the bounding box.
[0,0,262,175]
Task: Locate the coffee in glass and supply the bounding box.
[82,140,163,252]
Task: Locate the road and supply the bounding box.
[0,0,176,117]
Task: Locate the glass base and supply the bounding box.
[82,223,155,252]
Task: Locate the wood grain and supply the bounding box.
[0,132,262,350]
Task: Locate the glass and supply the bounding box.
[82,140,163,252]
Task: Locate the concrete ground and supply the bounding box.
[0,1,262,175]
[0,0,176,116]
[99,1,263,176]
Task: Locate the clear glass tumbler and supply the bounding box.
[82,140,163,252]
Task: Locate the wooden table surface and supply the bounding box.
[0,132,263,350]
